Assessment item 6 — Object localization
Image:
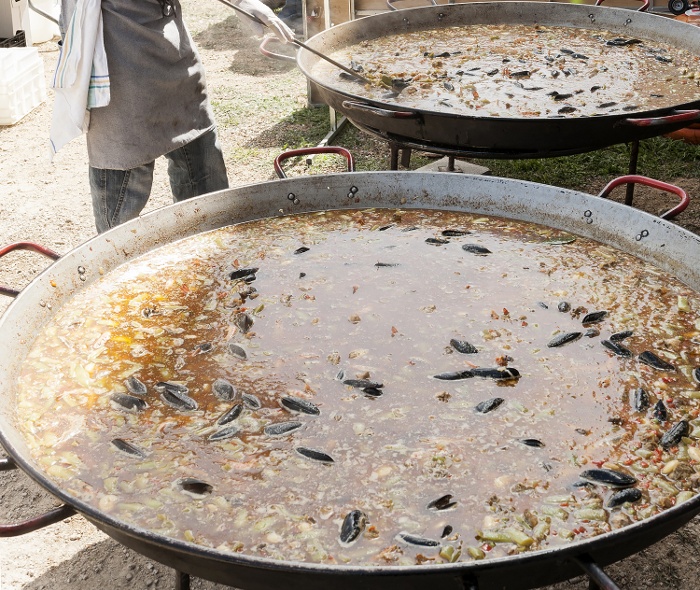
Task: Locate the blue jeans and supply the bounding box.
[89,128,229,234]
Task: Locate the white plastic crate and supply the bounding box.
[0,47,46,125]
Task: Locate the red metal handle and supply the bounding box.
[0,242,60,298]
[595,0,649,11]
[622,109,700,128]
[341,100,420,120]
[598,175,689,220]
[0,456,77,537]
[274,146,355,179]
[259,35,297,63]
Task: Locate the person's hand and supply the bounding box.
[233,0,296,43]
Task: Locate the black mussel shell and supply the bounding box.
[475,397,505,414]
[450,339,478,354]
[110,392,148,413]
[582,310,608,324]
[610,330,633,342]
[471,367,520,380]
[462,244,491,255]
[441,525,453,538]
[638,351,675,372]
[660,420,690,450]
[294,246,310,255]
[229,267,258,282]
[217,402,243,426]
[228,342,248,360]
[296,447,334,463]
[362,387,384,398]
[557,301,571,312]
[280,396,320,415]
[601,339,632,357]
[375,262,399,267]
[653,400,668,421]
[519,438,545,448]
[124,376,147,396]
[155,381,189,395]
[607,487,642,508]
[396,532,440,547]
[343,379,384,389]
[212,378,236,401]
[442,229,470,237]
[547,332,582,348]
[693,367,700,385]
[633,388,650,412]
[579,468,637,488]
[209,425,241,441]
[264,421,303,436]
[179,478,213,496]
[426,237,450,245]
[111,438,146,458]
[427,494,457,511]
[242,393,262,410]
[234,312,254,334]
[339,510,367,545]
[433,370,474,381]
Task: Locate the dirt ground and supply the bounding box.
[2,1,700,588]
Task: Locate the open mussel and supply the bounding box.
[343,379,384,389]
[610,330,633,342]
[396,532,440,547]
[156,382,197,411]
[475,397,504,414]
[111,438,146,458]
[633,388,650,412]
[124,376,147,396]
[639,351,675,372]
[653,400,668,421]
[471,367,520,381]
[217,402,243,426]
[582,310,608,324]
[242,393,262,410]
[229,267,258,282]
[462,244,492,255]
[450,339,478,354]
[607,488,642,508]
[178,477,213,497]
[296,447,334,463]
[234,312,254,334]
[660,420,690,449]
[212,378,236,401]
[579,468,637,488]
[264,421,303,436]
[547,332,581,348]
[339,510,367,545]
[601,339,632,357]
[280,396,320,415]
[209,425,241,442]
[427,494,457,511]
[110,392,148,413]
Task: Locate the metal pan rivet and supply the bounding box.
[588,13,595,22]
[39,300,46,307]
[625,18,632,25]
[77,266,86,274]
[584,210,592,218]
[287,193,295,201]
[636,229,649,241]
[349,186,358,194]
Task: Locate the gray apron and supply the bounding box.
[86,0,216,169]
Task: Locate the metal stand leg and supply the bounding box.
[400,148,412,169]
[389,144,400,170]
[175,570,190,590]
[625,140,640,206]
[447,156,456,172]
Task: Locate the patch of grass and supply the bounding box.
[479,137,700,190]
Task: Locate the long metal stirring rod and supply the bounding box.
[213,0,373,85]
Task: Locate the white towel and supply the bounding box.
[49,0,110,159]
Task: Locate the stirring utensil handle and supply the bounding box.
[212,0,372,84]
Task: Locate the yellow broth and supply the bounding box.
[313,24,700,118]
[15,209,700,565]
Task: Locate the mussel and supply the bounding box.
[296,447,334,463]
[110,392,148,413]
[547,332,581,348]
[601,339,632,357]
[660,420,690,450]
[264,421,303,436]
[638,351,675,372]
[475,397,505,414]
[396,532,440,547]
[124,376,147,396]
[212,378,236,401]
[111,438,146,458]
[217,402,243,426]
[427,494,457,511]
[579,468,637,488]
[607,488,642,508]
[339,510,367,545]
[449,339,478,354]
[280,396,320,415]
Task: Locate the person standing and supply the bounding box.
[56,0,294,233]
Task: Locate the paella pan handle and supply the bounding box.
[274,146,355,178]
[0,456,77,537]
[0,242,60,298]
[597,175,689,220]
[595,0,649,11]
[342,100,420,120]
[571,554,621,590]
[621,109,700,128]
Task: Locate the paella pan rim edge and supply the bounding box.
[296,2,700,152]
[2,172,700,582]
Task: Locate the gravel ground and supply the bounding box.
[2,2,700,588]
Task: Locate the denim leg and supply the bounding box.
[89,163,155,234]
[165,128,229,203]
